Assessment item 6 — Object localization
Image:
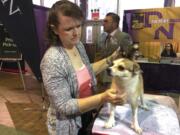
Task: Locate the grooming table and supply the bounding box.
[92,94,180,135]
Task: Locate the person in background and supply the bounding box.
[161,43,177,58]
[40,1,126,135]
[97,12,133,88]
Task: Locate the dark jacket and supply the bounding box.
[161,50,177,57]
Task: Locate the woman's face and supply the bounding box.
[165,44,171,51]
[54,13,82,49]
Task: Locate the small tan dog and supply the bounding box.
[104,58,147,134]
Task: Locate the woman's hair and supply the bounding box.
[161,42,177,57]
[165,43,173,49]
[45,0,84,46]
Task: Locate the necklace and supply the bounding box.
[72,48,77,56]
[65,47,78,57]
[72,51,77,56]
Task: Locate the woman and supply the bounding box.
[161,43,177,57]
[40,1,126,135]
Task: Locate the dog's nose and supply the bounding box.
[106,68,112,76]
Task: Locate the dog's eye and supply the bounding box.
[118,65,125,71]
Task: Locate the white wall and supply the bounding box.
[32,0,180,28]
[118,0,164,28]
[32,0,75,7]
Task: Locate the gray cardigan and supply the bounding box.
[40,42,97,135]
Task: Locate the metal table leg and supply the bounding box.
[17,60,26,91]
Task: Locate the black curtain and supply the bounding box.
[0,0,42,81]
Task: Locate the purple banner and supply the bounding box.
[33,5,49,59]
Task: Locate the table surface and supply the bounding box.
[92,99,180,135]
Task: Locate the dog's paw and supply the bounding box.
[131,124,143,134]
[140,104,149,111]
[104,119,115,128]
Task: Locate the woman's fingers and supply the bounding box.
[113,91,127,105]
[111,47,121,59]
[105,88,127,105]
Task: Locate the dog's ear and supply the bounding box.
[132,63,141,75]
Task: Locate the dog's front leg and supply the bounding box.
[131,104,142,134]
[140,94,148,111]
[104,103,116,128]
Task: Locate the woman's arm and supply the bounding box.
[91,57,110,75]
[78,88,126,113]
[91,47,120,75]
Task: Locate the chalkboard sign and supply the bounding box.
[0,22,24,72]
[0,22,21,59]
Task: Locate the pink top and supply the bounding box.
[76,65,92,98]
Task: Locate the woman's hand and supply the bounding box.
[102,88,127,105]
[106,47,121,65]
[111,47,121,60]
[78,88,127,113]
